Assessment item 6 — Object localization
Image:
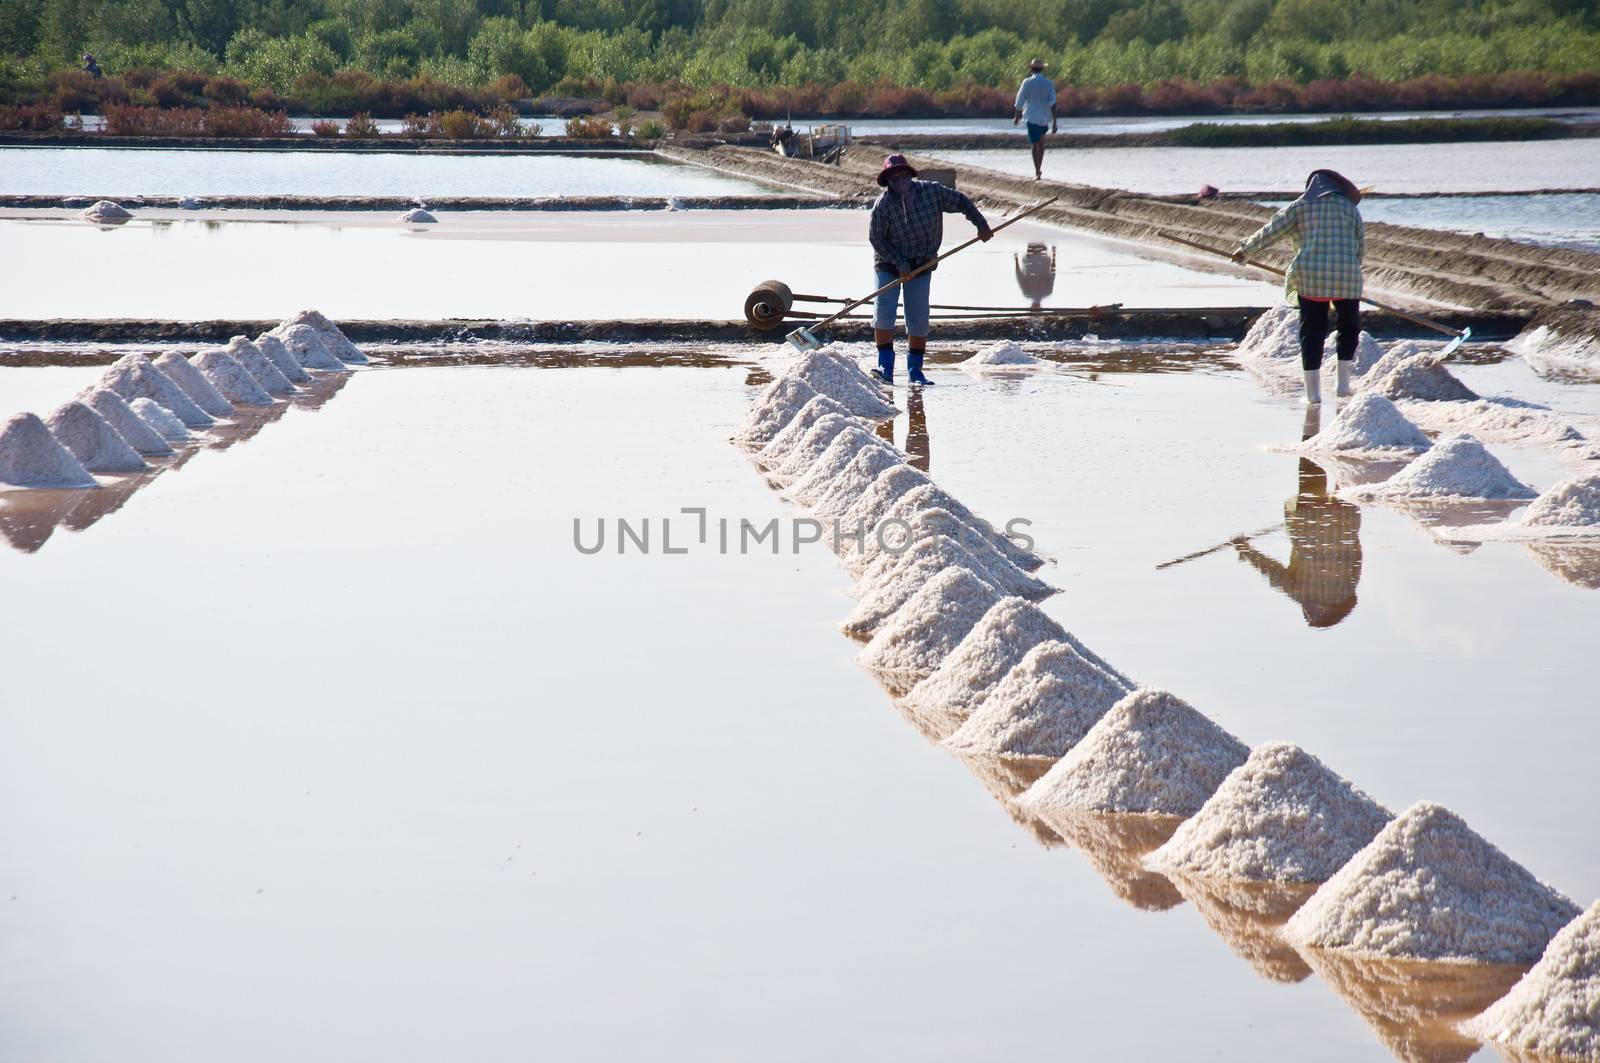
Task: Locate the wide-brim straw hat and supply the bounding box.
[877,153,918,187]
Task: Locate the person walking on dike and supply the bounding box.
[869,153,993,386]
[1233,169,1365,405]
[1013,58,1057,180]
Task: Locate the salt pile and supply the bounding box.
[1523,473,1600,529]
[783,349,896,419]
[1284,801,1580,964]
[224,336,296,396]
[770,413,859,481]
[152,351,235,418]
[1305,393,1432,456]
[1351,434,1536,501]
[279,309,369,365]
[100,355,214,428]
[942,641,1134,758]
[735,377,819,445]
[1234,305,1386,392]
[273,324,347,372]
[82,388,173,457]
[853,506,1049,600]
[857,566,1001,678]
[254,333,313,384]
[1018,689,1249,818]
[129,398,190,443]
[1361,343,1478,403]
[1463,900,1600,1061]
[758,396,855,470]
[789,428,897,506]
[193,350,276,406]
[44,402,147,474]
[400,208,436,223]
[0,413,97,489]
[964,340,1043,367]
[1148,742,1392,884]
[860,482,1042,573]
[841,534,998,637]
[810,446,906,522]
[837,464,933,541]
[81,199,131,223]
[1512,322,1600,382]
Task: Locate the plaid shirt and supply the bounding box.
[1238,193,1365,302]
[870,180,988,275]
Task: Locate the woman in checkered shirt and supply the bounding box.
[1234,169,1365,405]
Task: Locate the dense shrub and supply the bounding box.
[563,113,614,138]
[203,106,294,136]
[345,112,380,137]
[636,117,666,139]
[310,118,340,136]
[0,103,65,130]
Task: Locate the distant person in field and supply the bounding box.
[1234,168,1365,405]
[81,53,102,79]
[1012,58,1057,180]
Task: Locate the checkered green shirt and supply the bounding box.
[1238,194,1365,302]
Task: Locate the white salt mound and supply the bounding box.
[1147,742,1392,884]
[1307,393,1432,455]
[1235,305,1301,363]
[838,463,934,537]
[82,388,173,457]
[281,309,369,365]
[0,413,97,488]
[1512,322,1600,382]
[400,208,436,223]
[854,505,1050,601]
[129,397,190,443]
[811,446,906,522]
[857,566,1001,677]
[736,377,819,444]
[152,351,235,418]
[100,354,214,428]
[841,535,1002,637]
[868,482,1044,573]
[1019,689,1249,817]
[901,598,1074,721]
[783,350,897,419]
[273,324,347,372]
[255,333,313,384]
[1463,900,1600,1061]
[943,640,1132,758]
[224,336,296,395]
[44,402,146,474]
[771,413,859,481]
[1355,433,1536,501]
[81,199,130,222]
[1284,801,1580,964]
[965,340,1042,367]
[1524,473,1600,528]
[193,349,275,406]
[759,396,856,470]
[790,428,895,506]
[1361,342,1478,402]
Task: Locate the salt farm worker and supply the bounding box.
[1012,59,1058,180]
[869,153,993,386]
[1233,168,1365,405]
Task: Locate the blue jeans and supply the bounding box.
[873,269,931,337]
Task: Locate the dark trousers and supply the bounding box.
[1298,297,1360,371]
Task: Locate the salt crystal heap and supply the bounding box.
[852,482,1042,573]
[279,309,369,365]
[857,566,1000,679]
[1523,472,1600,529]
[224,336,297,396]
[943,640,1134,758]
[400,208,436,223]
[1360,342,1478,403]
[274,324,348,372]
[1463,900,1600,1061]
[81,199,131,223]
[82,388,173,457]
[129,398,190,443]
[1512,320,1600,382]
[841,534,1004,638]
[964,340,1043,367]
[789,428,899,506]
[44,402,146,474]
[1234,305,1385,387]
[255,333,313,384]
[1352,434,1536,501]
[758,396,855,469]
[1019,689,1249,818]
[100,355,214,428]
[1147,742,1392,884]
[193,349,275,406]
[152,351,235,418]
[1235,305,1301,363]
[1304,393,1432,456]
[837,463,933,538]
[735,377,819,445]
[782,349,896,419]
[1284,801,1580,964]
[853,506,1049,602]
[0,413,97,489]
[770,413,858,481]
[810,446,906,521]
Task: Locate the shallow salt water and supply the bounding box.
[0,146,777,198]
[933,139,1600,194]
[0,209,1280,320]
[1,353,1596,1062]
[1346,193,1600,253]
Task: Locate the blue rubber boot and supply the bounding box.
[872,345,896,385]
[907,349,934,386]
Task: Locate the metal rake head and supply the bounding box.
[785,326,822,352]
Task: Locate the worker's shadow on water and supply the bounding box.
[1232,406,1363,628]
[875,388,931,473]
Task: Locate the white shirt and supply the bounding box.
[1015,73,1056,126]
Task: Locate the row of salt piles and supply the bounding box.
[0,311,366,489]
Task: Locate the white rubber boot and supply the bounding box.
[1335,360,1353,397]
[1302,370,1322,405]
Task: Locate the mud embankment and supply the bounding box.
[0,193,851,212]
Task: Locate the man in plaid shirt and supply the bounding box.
[1234,168,1365,404]
[869,153,992,385]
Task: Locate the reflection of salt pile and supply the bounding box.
[1019,689,1249,817]
[278,309,370,365]
[853,507,1049,601]
[1046,811,1186,912]
[273,324,348,372]
[44,402,147,474]
[1304,393,1432,456]
[1149,742,1392,883]
[101,355,214,428]
[964,340,1043,367]
[1526,542,1600,588]
[255,333,313,385]
[83,388,173,457]
[1350,434,1536,501]
[810,446,905,521]
[224,336,297,396]
[153,351,235,418]
[1360,342,1478,402]
[782,348,896,419]
[193,349,276,406]
[1171,875,1318,983]
[1285,802,1580,964]
[952,753,1063,846]
[130,398,191,443]
[735,377,818,445]
[81,199,131,223]
[1524,472,1600,529]
[0,413,97,488]
[943,640,1133,758]
[842,534,1002,639]
[1463,900,1600,1062]
[857,566,1000,679]
[789,429,898,506]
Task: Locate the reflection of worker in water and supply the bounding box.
[873,389,932,473]
[1014,243,1056,308]
[1233,413,1362,627]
